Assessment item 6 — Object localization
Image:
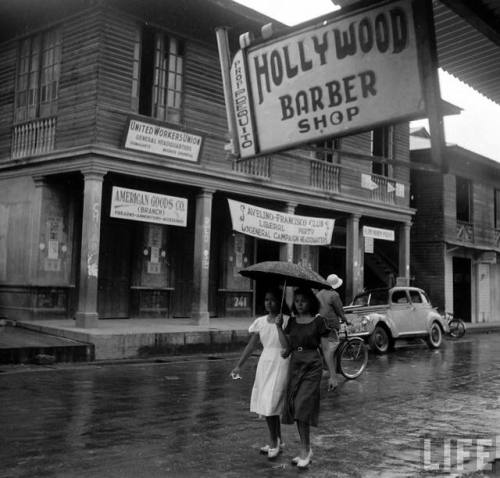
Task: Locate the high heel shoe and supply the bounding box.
[261,439,285,455]
[296,449,313,469]
[267,438,284,459]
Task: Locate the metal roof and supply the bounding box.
[435,0,500,105]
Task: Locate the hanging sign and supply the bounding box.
[124,118,203,162]
[110,187,187,227]
[363,225,394,241]
[231,0,424,158]
[228,199,334,245]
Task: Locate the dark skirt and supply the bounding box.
[282,349,323,427]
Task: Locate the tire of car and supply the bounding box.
[425,322,443,349]
[369,325,392,354]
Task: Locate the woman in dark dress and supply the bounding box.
[276,287,336,469]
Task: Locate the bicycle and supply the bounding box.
[334,322,369,379]
[444,312,466,339]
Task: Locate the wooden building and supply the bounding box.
[0,0,415,327]
[410,127,500,323]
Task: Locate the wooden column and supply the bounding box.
[191,189,214,325]
[75,171,105,328]
[279,202,296,262]
[29,177,46,283]
[346,214,361,303]
[398,222,411,286]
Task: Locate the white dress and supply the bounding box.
[249,315,290,417]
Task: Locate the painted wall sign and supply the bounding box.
[110,186,187,227]
[232,0,424,157]
[363,225,395,241]
[124,119,202,162]
[228,199,334,245]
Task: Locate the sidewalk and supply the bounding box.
[16,317,253,360]
[10,317,500,362]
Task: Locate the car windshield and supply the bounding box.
[352,289,388,306]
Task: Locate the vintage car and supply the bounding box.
[342,286,449,354]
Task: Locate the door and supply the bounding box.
[98,218,133,318]
[408,289,430,333]
[389,289,414,335]
[453,257,471,322]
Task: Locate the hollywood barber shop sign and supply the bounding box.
[230,0,425,157]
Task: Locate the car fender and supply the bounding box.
[372,313,398,338]
[363,312,393,336]
[426,308,449,334]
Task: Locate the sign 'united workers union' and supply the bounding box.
[124,119,203,162]
[230,0,424,158]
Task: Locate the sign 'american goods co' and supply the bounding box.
[230,0,424,158]
[110,187,188,227]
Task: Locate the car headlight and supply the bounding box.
[361,316,371,327]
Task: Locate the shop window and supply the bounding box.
[133,25,184,123]
[15,28,61,122]
[371,125,393,177]
[316,137,341,163]
[456,176,471,223]
[495,189,500,229]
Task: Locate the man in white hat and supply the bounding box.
[316,274,346,331]
[315,274,346,387]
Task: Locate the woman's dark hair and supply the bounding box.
[292,287,319,316]
[264,287,290,315]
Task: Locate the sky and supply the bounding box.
[234,0,500,163]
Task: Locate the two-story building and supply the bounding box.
[410,127,500,323]
[0,0,415,327]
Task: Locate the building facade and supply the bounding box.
[0,0,415,327]
[410,128,500,323]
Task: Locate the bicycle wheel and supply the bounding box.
[338,337,368,379]
[449,318,466,338]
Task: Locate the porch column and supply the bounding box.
[398,222,411,286]
[29,177,46,282]
[191,189,214,325]
[279,202,296,262]
[75,171,105,328]
[346,214,361,303]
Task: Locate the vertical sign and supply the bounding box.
[230,50,257,158]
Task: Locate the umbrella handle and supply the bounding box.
[280,280,287,314]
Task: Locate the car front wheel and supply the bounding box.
[425,322,443,349]
[369,325,392,354]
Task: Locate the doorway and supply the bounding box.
[98,217,133,318]
[453,257,471,322]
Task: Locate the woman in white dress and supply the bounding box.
[231,288,290,459]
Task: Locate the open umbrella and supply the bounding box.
[239,261,331,290]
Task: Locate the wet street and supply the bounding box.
[0,334,499,478]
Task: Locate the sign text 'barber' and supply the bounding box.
[231,0,424,157]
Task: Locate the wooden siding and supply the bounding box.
[0,42,17,161]
[56,9,101,149]
[410,169,445,242]
[410,241,446,310]
[96,9,136,147]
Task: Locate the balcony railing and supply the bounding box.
[456,221,474,243]
[370,174,396,204]
[11,117,56,159]
[232,156,270,179]
[310,159,340,193]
